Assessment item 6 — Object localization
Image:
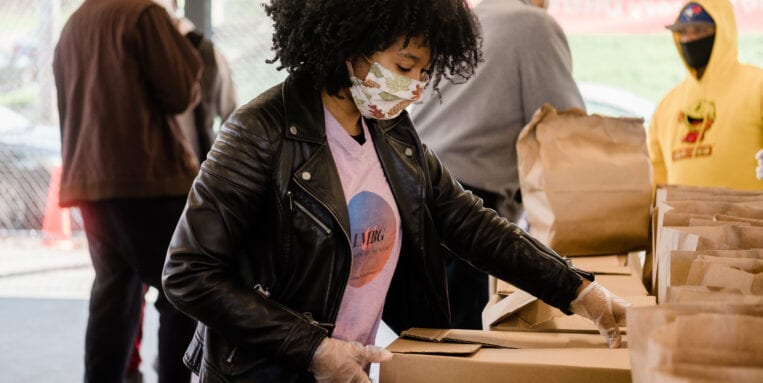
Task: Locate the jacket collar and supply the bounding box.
[281,74,421,245]
[281,74,325,144]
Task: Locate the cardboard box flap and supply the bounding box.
[570,255,631,275]
[496,279,518,296]
[386,338,481,355]
[596,274,649,296]
[400,328,454,343]
[400,328,619,349]
[488,295,656,332]
[481,289,539,326]
[485,294,655,334]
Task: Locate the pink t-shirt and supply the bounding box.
[324,108,402,346]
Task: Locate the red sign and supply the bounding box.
[548,0,763,33]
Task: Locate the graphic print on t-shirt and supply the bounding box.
[348,191,397,287]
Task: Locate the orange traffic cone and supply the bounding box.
[42,163,74,250]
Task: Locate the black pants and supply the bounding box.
[446,182,503,330]
[79,197,196,383]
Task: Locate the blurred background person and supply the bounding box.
[648,0,763,191]
[53,0,202,381]
[410,0,585,329]
[122,3,239,381]
[154,0,238,163]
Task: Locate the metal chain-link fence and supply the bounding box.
[0,0,283,235]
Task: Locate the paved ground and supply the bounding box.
[0,235,395,382]
[0,235,159,383]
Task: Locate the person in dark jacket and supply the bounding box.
[53,0,202,381]
[162,1,629,382]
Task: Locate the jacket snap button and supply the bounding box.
[289,126,298,135]
[404,148,414,156]
[301,171,312,181]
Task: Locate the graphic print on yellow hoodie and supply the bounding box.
[648,0,763,191]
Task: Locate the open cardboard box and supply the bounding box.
[482,289,655,332]
[485,264,652,332]
[380,328,631,383]
[493,253,644,296]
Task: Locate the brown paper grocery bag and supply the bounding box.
[656,225,763,301]
[652,363,763,383]
[661,200,763,218]
[662,212,713,227]
[628,304,763,383]
[685,255,763,294]
[656,184,763,204]
[714,214,763,227]
[667,285,763,304]
[516,104,652,256]
[646,314,763,367]
[669,249,763,289]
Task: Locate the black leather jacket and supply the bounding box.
[162,74,590,382]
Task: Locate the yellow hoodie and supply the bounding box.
[648,0,763,191]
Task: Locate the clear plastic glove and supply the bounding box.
[756,149,763,180]
[569,281,631,348]
[309,337,393,383]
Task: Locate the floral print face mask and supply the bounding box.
[347,58,426,120]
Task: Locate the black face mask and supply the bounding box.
[681,34,715,69]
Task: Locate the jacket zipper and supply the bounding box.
[254,283,271,297]
[513,227,569,268]
[291,195,332,235]
[226,347,237,363]
[303,312,335,330]
[293,185,353,326]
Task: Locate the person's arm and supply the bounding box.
[134,4,202,114]
[423,146,628,347]
[517,13,585,122]
[162,108,327,371]
[425,145,585,311]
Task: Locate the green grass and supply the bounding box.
[568,33,763,102]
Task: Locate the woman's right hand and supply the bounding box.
[309,337,393,383]
[569,281,630,348]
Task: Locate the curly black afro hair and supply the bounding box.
[264,0,483,96]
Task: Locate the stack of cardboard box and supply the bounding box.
[627,185,763,383]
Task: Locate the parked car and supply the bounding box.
[578,81,656,125]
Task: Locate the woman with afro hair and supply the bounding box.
[162,0,630,381]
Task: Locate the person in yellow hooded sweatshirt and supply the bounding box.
[648,0,763,191]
